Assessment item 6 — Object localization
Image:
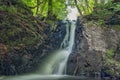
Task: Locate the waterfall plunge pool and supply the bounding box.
[0,75,97,80]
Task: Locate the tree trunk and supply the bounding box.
[100,0,105,4]
[94,0,98,5]
[74,0,83,17]
[36,0,40,14]
[47,0,53,20]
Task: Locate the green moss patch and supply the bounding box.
[0,11,46,50]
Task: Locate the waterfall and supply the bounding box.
[36,6,78,75]
[34,4,78,75]
[37,20,76,75]
[56,21,76,74]
[0,5,82,80]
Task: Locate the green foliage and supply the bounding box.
[97,20,105,25]
[113,25,120,31]
[106,49,114,59]
[112,2,120,12]
[104,58,120,77]
[22,0,67,20]
[77,0,94,15]
[52,0,67,19]
[22,0,36,7]
[92,2,113,17]
[74,0,110,16]
[84,1,120,25]
[104,49,120,77]
[21,0,37,14]
[0,5,17,13]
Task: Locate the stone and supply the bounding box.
[67,18,120,78]
[0,43,7,55]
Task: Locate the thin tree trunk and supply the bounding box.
[94,0,98,5]
[74,0,83,17]
[36,0,40,14]
[47,0,53,20]
[40,0,47,16]
[100,0,105,4]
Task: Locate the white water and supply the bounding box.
[67,6,78,20]
[37,21,76,75]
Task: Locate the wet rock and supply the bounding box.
[0,20,67,75]
[0,43,8,58]
[46,20,66,49]
[67,17,120,78]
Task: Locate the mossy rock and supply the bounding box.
[104,59,120,77]
[0,10,46,50]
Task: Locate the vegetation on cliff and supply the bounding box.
[0,0,48,52]
[74,0,120,26]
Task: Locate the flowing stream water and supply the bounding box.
[36,20,76,75]
[0,6,93,80]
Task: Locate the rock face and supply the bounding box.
[0,20,66,75]
[67,17,120,78]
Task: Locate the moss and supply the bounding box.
[104,48,120,77]
[106,49,114,59]
[46,20,57,30]
[112,25,120,31]
[104,58,120,77]
[0,9,46,51]
[0,5,17,14]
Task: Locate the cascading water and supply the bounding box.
[35,5,78,75]
[37,20,76,75]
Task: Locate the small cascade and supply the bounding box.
[60,21,70,49]
[37,20,76,75]
[56,21,76,74]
